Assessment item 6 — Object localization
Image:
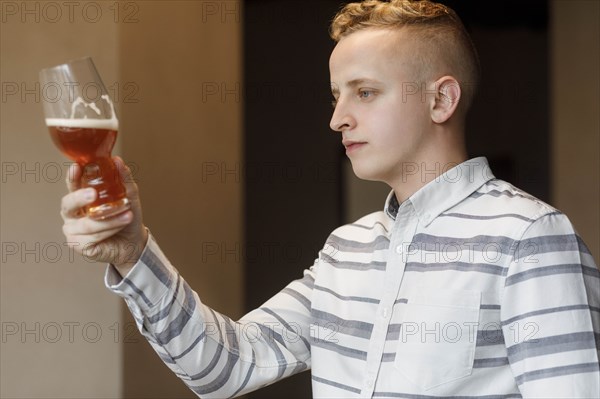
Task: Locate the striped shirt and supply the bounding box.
[106,156,600,398]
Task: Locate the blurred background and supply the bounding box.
[1,0,598,398]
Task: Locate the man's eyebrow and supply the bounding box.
[330,78,382,95]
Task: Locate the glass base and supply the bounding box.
[87,198,130,220]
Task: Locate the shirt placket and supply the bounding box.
[361,203,418,397]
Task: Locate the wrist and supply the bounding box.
[113,226,149,278]
[112,263,135,279]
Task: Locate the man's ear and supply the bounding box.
[429,76,461,124]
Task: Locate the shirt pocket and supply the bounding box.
[394,288,481,391]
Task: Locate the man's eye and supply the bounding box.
[359,90,373,99]
[331,99,338,109]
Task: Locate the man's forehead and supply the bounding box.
[329,28,414,90]
[330,27,406,61]
[329,32,404,89]
[329,29,410,64]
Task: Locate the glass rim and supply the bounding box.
[40,56,95,72]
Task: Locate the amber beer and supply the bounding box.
[46,118,129,219]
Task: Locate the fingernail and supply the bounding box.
[84,188,95,200]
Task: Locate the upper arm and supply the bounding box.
[501,212,600,398]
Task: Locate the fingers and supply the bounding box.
[63,211,133,240]
[113,156,138,197]
[61,203,134,265]
[61,159,137,222]
[113,156,143,219]
[60,188,96,220]
[65,163,82,193]
[66,226,125,247]
[59,157,141,265]
[66,159,135,195]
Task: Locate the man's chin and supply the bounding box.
[350,164,383,182]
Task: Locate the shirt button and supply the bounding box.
[381,307,389,318]
[366,378,374,388]
[395,245,402,254]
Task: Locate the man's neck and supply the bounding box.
[390,147,468,204]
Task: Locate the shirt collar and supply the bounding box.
[384,157,495,226]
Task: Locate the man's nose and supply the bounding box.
[329,101,356,132]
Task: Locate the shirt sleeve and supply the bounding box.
[501,211,600,398]
[105,231,317,398]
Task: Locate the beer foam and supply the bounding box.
[47,94,119,130]
[71,96,102,116]
[45,118,119,130]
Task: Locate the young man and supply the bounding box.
[60,0,599,397]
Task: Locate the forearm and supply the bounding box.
[105,232,313,398]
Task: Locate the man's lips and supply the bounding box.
[342,140,367,152]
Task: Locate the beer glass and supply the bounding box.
[39,57,130,220]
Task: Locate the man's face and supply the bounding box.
[329,28,433,185]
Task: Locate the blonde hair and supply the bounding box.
[330,0,480,112]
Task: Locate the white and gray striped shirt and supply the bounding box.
[106,157,600,398]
